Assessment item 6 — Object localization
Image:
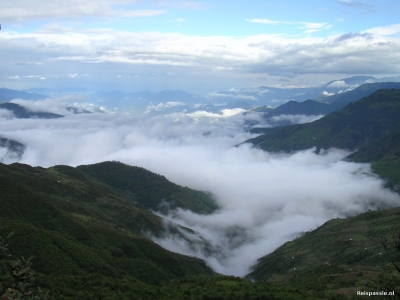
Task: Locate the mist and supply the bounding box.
[1,107,399,276]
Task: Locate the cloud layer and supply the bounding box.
[2,25,400,92]
[1,110,399,276]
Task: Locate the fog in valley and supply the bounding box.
[1,97,399,276]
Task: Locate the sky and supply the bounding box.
[1,0,400,93]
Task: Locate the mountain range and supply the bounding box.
[2,81,400,298]
[245,89,400,189]
[1,75,398,116]
[0,103,63,119]
[0,161,346,299]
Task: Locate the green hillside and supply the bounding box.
[253,100,347,116]
[0,161,350,299]
[245,89,400,189]
[247,207,400,297]
[322,82,400,104]
[0,162,215,298]
[346,126,400,189]
[77,161,217,214]
[246,89,400,154]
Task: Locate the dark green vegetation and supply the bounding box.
[246,89,400,188]
[0,103,63,119]
[0,161,215,298]
[0,161,352,299]
[77,161,217,213]
[346,126,400,189]
[247,207,400,298]
[1,233,50,299]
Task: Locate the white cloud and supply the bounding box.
[145,101,186,113]
[246,19,290,25]
[270,114,324,124]
[300,22,332,34]
[0,109,16,120]
[186,108,246,120]
[0,0,166,22]
[0,112,398,276]
[1,23,400,92]
[363,24,400,36]
[10,95,86,115]
[327,80,347,88]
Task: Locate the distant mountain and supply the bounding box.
[245,89,400,189]
[325,75,377,86]
[245,89,400,153]
[87,89,200,112]
[253,100,348,116]
[0,102,63,119]
[320,82,400,104]
[213,76,400,107]
[0,88,47,102]
[13,76,399,114]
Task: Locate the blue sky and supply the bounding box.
[1,0,400,93]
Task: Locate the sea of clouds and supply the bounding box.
[1,99,399,276]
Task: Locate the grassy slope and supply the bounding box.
[0,162,214,297]
[247,207,400,296]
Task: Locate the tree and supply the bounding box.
[369,227,400,298]
[0,233,50,300]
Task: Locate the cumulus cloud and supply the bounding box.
[1,26,400,91]
[186,108,247,121]
[364,24,400,36]
[0,112,399,276]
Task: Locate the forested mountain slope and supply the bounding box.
[0,162,215,297]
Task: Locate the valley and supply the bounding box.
[1,81,400,298]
